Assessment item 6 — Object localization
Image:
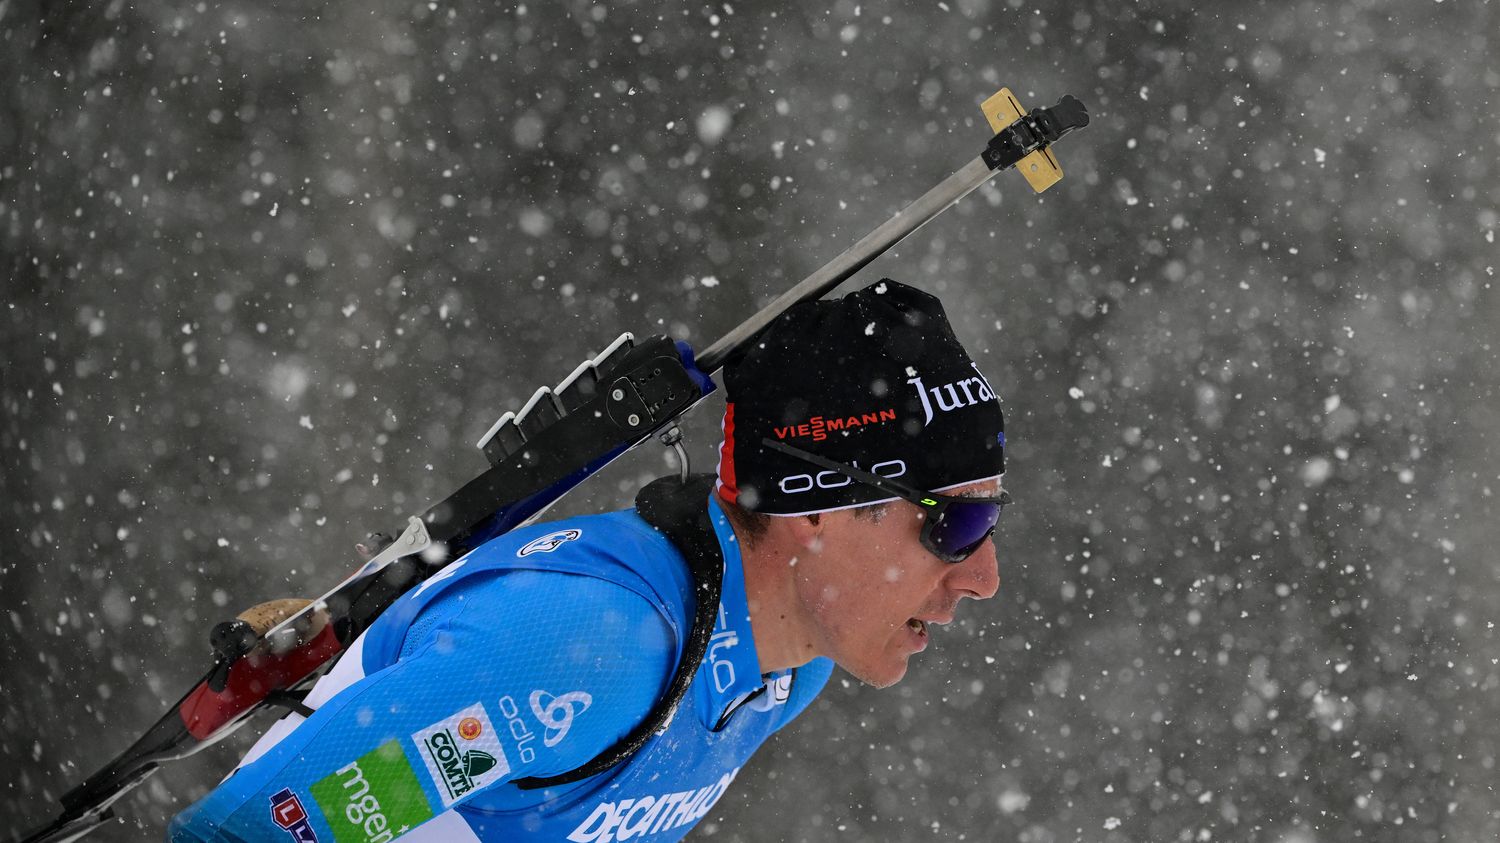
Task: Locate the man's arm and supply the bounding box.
[169,569,677,842]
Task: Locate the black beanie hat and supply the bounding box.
[715,279,1005,515]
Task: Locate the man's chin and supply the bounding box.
[846,656,910,689]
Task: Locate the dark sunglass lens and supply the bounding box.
[929,500,1003,560]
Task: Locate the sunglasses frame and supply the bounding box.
[760,438,1011,563]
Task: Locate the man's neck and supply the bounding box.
[736,528,822,675]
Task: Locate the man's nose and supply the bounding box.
[950,538,1000,600]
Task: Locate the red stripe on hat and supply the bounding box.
[716,401,740,505]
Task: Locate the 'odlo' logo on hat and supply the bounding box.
[907,363,997,427]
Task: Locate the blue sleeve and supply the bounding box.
[169,570,677,842]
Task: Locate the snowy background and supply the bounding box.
[3,0,1498,840]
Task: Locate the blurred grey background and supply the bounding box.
[3,0,1497,840]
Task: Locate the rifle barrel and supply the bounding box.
[696,155,995,373]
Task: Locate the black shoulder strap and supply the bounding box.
[512,473,725,790]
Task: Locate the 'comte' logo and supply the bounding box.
[269,788,319,842]
[411,703,511,807]
[423,731,499,800]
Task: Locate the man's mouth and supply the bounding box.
[907,611,955,635]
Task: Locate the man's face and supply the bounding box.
[793,478,1002,688]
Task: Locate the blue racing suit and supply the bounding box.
[169,493,833,842]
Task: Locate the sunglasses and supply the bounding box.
[760,438,1011,563]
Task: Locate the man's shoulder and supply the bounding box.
[477,508,695,604]
[361,507,693,667]
[407,508,696,631]
[498,507,674,563]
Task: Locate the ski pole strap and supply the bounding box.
[511,473,725,790]
[263,689,317,719]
